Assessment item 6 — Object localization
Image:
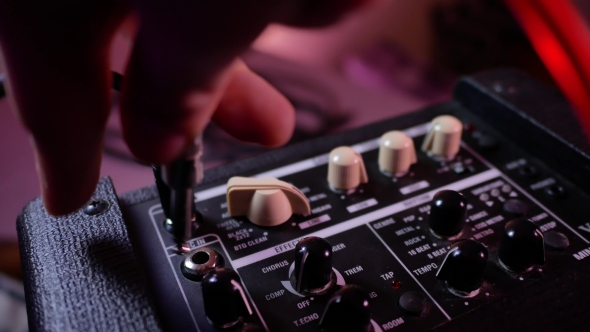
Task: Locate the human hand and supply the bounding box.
[0,0,367,215]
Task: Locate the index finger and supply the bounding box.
[0,1,127,215]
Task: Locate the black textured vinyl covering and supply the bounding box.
[119,184,159,207]
[17,178,161,331]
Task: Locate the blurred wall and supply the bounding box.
[254,0,457,71]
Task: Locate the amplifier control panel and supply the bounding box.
[124,111,590,331]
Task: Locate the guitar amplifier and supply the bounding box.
[17,68,590,331]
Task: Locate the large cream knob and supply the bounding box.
[379,131,417,177]
[327,146,368,192]
[226,177,311,227]
[421,115,463,160]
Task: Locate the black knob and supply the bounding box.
[429,190,467,239]
[436,239,488,296]
[503,199,529,218]
[319,285,372,332]
[398,291,428,316]
[498,218,545,273]
[290,237,335,295]
[201,268,252,329]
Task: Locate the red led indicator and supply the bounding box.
[391,280,402,289]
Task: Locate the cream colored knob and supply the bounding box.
[379,131,417,177]
[421,115,463,160]
[327,146,368,192]
[226,177,310,227]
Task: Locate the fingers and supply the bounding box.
[121,56,295,164]
[0,1,127,215]
[212,62,295,147]
[121,0,283,164]
[119,33,232,164]
[0,0,364,216]
[121,0,361,164]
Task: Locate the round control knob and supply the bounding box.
[227,177,310,227]
[201,268,253,329]
[503,199,529,218]
[319,285,372,332]
[428,190,467,239]
[436,239,488,297]
[421,115,463,160]
[544,231,569,251]
[398,291,428,316]
[379,131,417,177]
[290,237,336,295]
[327,146,368,193]
[498,218,545,273]
[248,189,293,226]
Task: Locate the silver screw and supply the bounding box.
[84,199,109,216]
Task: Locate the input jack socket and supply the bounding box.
[182,247,224,281]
